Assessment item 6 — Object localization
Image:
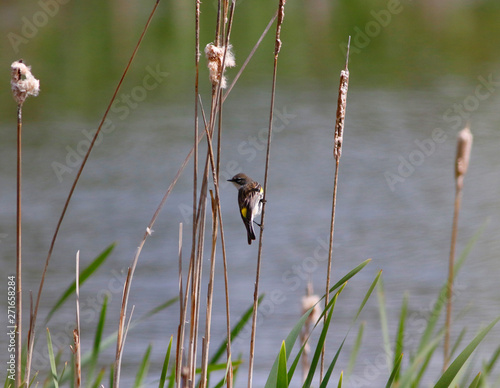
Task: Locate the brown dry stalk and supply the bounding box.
[248,2,286,387]
[200,191,219,388]
[16,103,23,388]
[444,124,473,370]
[72,251,82,388]
[26,2,161,377]
[113,267,132,388]
[11,59,40,388]
[321,36,351,380]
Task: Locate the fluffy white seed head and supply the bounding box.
[11,60,40,105]
[205,43,235,89]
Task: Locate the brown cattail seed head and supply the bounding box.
[11,60,40,105]
[301,294,321,325]
[455,125,473,183]
[204,43,235,89]
[334,68,349,160]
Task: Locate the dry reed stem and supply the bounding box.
[248,2,286,387]
[321,36,350,379]
[72,251,82,388]
[189,170,209,385]
[186,2,237,384]
[26,2,161,375]
[200,192,219,388]
[16,103,23,388]
[301,282,320,382]
[175,223,187,388]
[11,59,40,388]
[178,225,197,388]
[444,124,473,370]
[198,95,234,386]
[113,267,132,388]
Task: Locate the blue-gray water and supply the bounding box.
[1,80,500,386]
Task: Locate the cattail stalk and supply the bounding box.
[248,2,286,387]
[11,59,40,388]
[321,36,350,379]
[444,125,473,370]
[73,251,82,388]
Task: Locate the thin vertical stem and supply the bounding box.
[444,184,461,370]
[16,104,22,388]
[321,158,339,376]
[198,95,233,386]
[74,251,82,388]
[27,2,161,374]
[321,37,350,380]
[444,125,472,371]
[200,192,218,388]
[248,2,286,387]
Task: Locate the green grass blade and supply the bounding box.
[134,344,152,388]
[346,321,364,379]
[484,345,500,375]
[267,261,371,388]
[109,363,114,388]
[46,328,59,388]
[319,337,346,388]
[393,292,408,383]
[264,305,315,388]
[159,336,173,388]
[213,355,243,388]
[399,334,442,386]
[327,259,371,297]
[385,353,403,388]
[210,295,264,364]
[319,272,380,388]
[51,299,173,387]
[303,295,336,388]
[418,225,484,355]
[277,341,289,387]
[353,270,382,322]
[468,372,482,388]
[287,287,346,383]
[337,371,343,388]
[450,327,467,359]
[167,364,175,388]
[45,243,115,324]
[413,343,435,388]
[87,294,107,387]
[90,368,105,388]
[377,278,392,373]
[434,316,500,388]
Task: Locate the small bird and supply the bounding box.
[228,173,264,245]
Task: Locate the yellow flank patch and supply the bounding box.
[260,187,264,194]
[241,207,247,218]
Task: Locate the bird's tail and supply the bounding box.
[245,220,256,245]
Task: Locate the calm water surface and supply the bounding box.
[1,81,500,386]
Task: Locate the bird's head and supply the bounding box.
[228,173,250,188]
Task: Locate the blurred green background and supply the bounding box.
[2,0,500,120]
